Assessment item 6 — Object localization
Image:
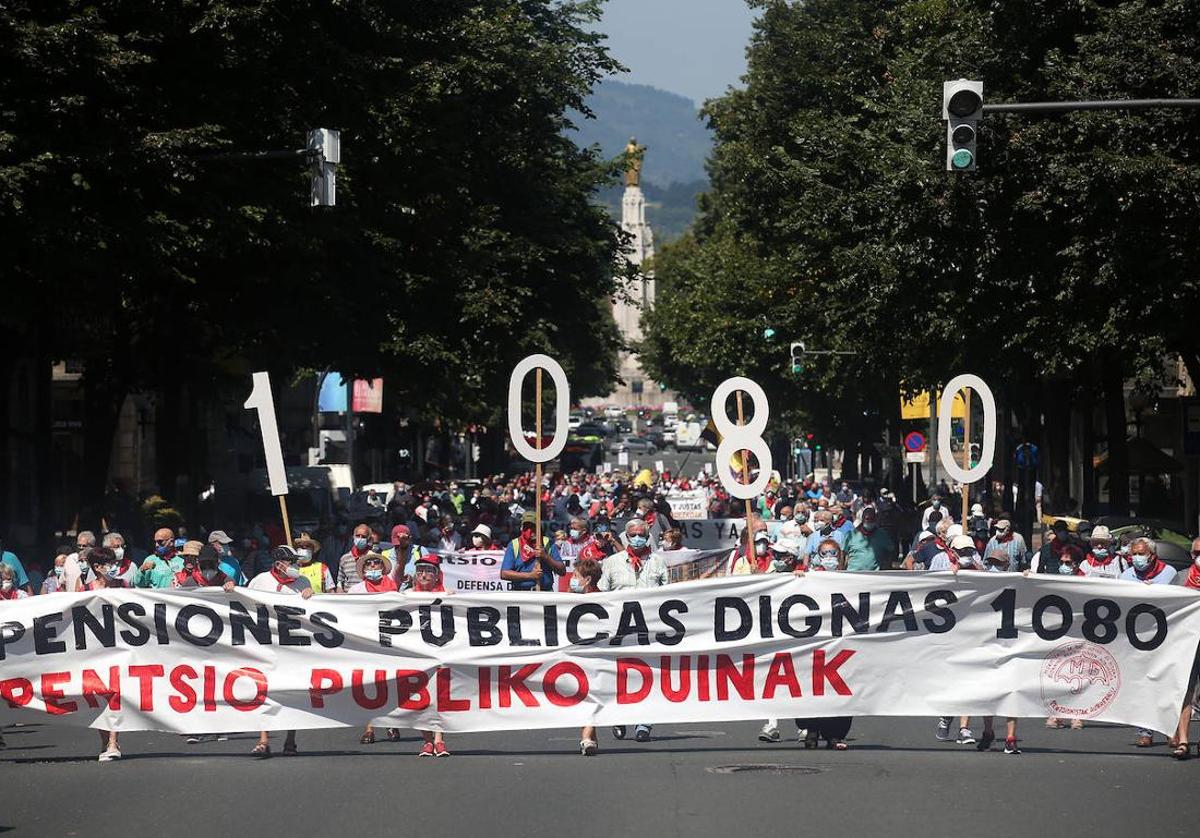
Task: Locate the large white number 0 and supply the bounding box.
[244,371,289,496]
[507,354,570,463]
[711,377,773,500]
[937,373,996,484]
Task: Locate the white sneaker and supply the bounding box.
[796,728,808,742]
[957,728,976,745]
[98,747,122,762]
[580,739,598,756]
[936,716,953,741]
[758,724,781,743]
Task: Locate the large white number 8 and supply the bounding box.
[507,354,570,463]
[711,377,773,500]
[937,373,996,484]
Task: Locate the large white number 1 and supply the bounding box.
[937,373,996,484]
[244,371,289,496]
[711,377,773,500]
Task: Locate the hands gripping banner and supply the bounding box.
[2,574,1199,735]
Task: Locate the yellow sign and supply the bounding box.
[900,390,966,420]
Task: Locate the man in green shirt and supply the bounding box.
[136,527,184,587]
[843,508,896,571]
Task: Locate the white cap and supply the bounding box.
[971,503,983,516]
[951,534,975,551]
[771,539,798,556]
[917,530,935,542]
[946,524,964,538]
[471,524,492,539]
[1090,525,1112,541]
[754,530,771,543]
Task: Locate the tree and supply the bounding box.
[0,0,632,525]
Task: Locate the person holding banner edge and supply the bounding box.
[500,512,564,592]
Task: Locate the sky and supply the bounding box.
[595,0,759,106]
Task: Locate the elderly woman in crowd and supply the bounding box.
[795,538,852,750]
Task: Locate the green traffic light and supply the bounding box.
[791,363,803,374]
[763,327,776,339]
[951,148,974,169]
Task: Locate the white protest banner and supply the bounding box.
[433,550,512,593]
[674,518,784,549]
[2,575,1198,735]
[666,489,708,520]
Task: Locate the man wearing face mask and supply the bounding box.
[921,496,951,530]
[172,541,207,586]
[843,508,895,571]
[1078,526,1126,579]
[600,519,667,742]
[386,524,424,589]
[804,511,846,564]
[1034,520,1084,576]
[983,517,1027,572]
[175,544,237,591]
[294,534,334,593]
[98,531,137,587]
[136,527,184,588]
[248,546,312,756]
[501,512,565,591]
[1119,537,1175,585]
[338,523,377,592]
[207,530,242,583]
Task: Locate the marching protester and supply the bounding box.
[571,556,603,757]
[501,512,565,591]
[338,522,378,592]
[410,555,451,756]
[207,529,242,582]
[1120,536,1178,748]
[81,546,127,760]
[40,554,73,593]
[295,533,334,593]
[1078,525,1125,578]
[347,552,401,745]
[1169,537,1200,759]
[247,546,313,757]
[843,507,894,571]
[388,524,424,588]
[437,516,462,553]
[600,518,668,743]
[0,563,29,600]
[982,517,1027,571]
[136,527,184,588]
[796,538,852,749]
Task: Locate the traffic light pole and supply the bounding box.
[983,98,1200,114]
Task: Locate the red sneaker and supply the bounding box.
[419,742,435,757]
[434,741,450,758]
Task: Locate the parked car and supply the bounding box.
[614,419,633,434]
[604,406,624,419]
[610,435,658,455]
[574,421,610,439]
[568,414,583,431]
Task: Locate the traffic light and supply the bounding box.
[943,80,982,172]
[790,341,806,374]
[308,128,340,206]
[763,327,776,340]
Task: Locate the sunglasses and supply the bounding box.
[154,539,171,546]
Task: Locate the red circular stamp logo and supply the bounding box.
[1040,641,1121,719]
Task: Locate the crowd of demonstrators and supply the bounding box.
[2,469,1200,759]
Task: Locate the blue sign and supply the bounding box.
[1015,442,1039,469]
[903,431,926,452]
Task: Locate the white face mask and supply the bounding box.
[282,565,301,580]
[297,548,313,564]
[113,547,125,561]
[53,566,64,576]
[568,576,585,593]
[1,580,12,591]
[755,542,769,557]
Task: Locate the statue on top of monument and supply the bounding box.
[623,136,646,188]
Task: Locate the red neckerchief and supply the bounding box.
[0,587,20,600]
[833,516,847,529]
[364,576,398,593]
[996,533,1013,543]
[644,511,656,527]
[270,567,293,586]
[1184,564,1200,590]
[175,568,206,586]
[351,545,370,559]
[1085,550,1113,567]
[519,534,541,563]
[753,545,770,573]
[1136,557,1167,581]
[628,546,650,573]
[117,559,133,575]
[414,579,445,593]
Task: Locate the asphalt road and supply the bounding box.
[4,715,1200,837]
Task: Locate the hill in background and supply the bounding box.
[571,80,711,241]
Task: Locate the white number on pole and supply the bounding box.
[244,371,289,496]
[507,354,569,463]
[937,373,996,484]
[710,376,773,500]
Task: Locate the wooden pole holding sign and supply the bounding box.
[735,390,756,570]
[961,388,972,526]
[244,371,293,548]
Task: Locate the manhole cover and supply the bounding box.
[707,764,824,775]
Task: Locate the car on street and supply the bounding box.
[568,414,583,431]
[604,406,624,418]
[574,421,610,439]
[609,435,658,455]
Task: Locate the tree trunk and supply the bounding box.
[79,371,125,533]
[1102,356,1130,516]
[1041,379,1071,514]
